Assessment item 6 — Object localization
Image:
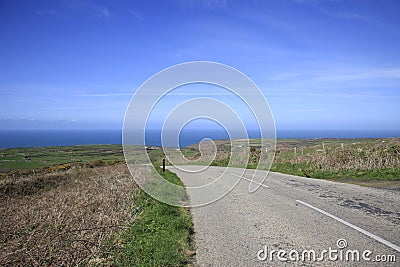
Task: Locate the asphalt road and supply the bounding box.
[167,165,400,266]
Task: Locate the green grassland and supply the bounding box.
[1,138,399,183]
[0,145,124,171]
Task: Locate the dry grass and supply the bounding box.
[0,164,139,266]
[278,139,400,171]
[208,138,400,182]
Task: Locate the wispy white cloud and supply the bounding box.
[203,0,228,9]
[267,72,304,81]
[129,9,143,20]
[266,67,400,83]
[166,92,232,96]
[59,0,111,19]
[78,92,236,97]
[35,9,58,16]
[78,93,132,97]
[291,108,325,112]
[292,0,320,4]
[292,0,383,26]
[98,7,110,19]
[311,68,400,82]
[230,6,294,31]
[308,92,397,98]
[324,10,383,26]
[177,0,228,10]
[335,93,396,98]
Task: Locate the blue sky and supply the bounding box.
[1,0,399,132]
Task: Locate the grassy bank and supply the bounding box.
[106,167,194,266]
[0,146,195,266]
[270,162,400,181]
[210,138,400,182]
[271,138,400,181]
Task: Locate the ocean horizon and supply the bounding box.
[0,129,399,149]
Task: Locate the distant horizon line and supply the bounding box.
[0,128,399,149]
[1,128,399,132]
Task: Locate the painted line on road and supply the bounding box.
[209,168,269,188]
[296,199,400,253]
[239,175,269,189]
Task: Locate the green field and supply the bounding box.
[2,138,399,184]
[0,145,124,171]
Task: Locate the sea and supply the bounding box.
[0,129,399,149]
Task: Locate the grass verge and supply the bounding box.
[210,138,400,183]
[270,162,400,181]
[106,167,195,266]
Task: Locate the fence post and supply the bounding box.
[162,158,166,172]
[294,147,297,159]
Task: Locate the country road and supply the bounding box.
[167,166,400,266]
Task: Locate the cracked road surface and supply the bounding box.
[167,166,400,266]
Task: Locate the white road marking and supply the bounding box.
[296,199,400,253]
[236,174,269,189]
[209,168,269,188]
